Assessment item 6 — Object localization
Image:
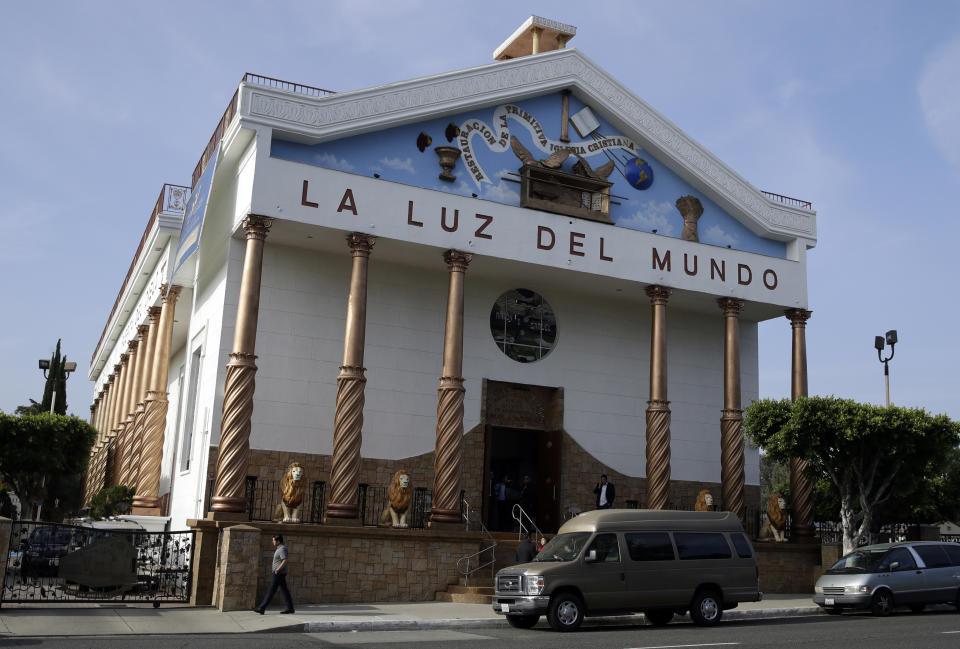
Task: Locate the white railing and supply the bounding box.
[456,498,497,586]
[511,503,543,542]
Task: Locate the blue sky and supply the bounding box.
[1,1,958,421]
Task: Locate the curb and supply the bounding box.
[301,606,824,633]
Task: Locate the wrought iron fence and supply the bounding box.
[245,478,326,524]
[2,521,193,605]
[356,484,436,528]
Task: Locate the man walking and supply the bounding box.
[253,534,295,614]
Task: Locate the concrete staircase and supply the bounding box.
[435,532,525,604]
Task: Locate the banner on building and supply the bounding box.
[174,143,221,274]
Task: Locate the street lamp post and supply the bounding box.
[874,329,898,407]
[38,359,77,415]
[35,357,77,519]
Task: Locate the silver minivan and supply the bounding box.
[493,509,762,631]
[813,541,960,615]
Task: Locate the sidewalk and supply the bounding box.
[0,594,822,636]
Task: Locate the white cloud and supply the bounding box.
[776,79,806,105]
[312,152,354,171]
[480,170,520,204]
[918,37,960,167]
[616,200,678,235]
[702,225,738,248]
[379,157,415,173]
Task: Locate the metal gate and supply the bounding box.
[2,521,194,606]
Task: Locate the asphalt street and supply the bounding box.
[5,611,960,649]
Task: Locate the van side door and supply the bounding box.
[911,544,955,603]
[673,532,735,605]
[623,531,681,608]
[875,547,923,605]
[580,533,626,611]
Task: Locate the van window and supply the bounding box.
[913,544,951,568]
[625,532,675,561]
[675,532,732,560]
[944,544,960,566]
[730,533,753,558]
[877,547,916,572]
[534,532,591,562]
[586,533,621,562]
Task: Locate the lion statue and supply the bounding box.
[279,462,305,523]
[379,470,412,528]
[758,494,788,542]
[694,489,714,511]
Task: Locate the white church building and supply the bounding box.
[85,17,818,540]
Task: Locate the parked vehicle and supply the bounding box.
[21,525,74,577]
[492,509,762,631]
[813,541,960,615]
[21,519,146,579]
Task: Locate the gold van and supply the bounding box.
[492,509,762,631]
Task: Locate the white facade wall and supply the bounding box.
[165,240,231,527]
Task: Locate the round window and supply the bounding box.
[490,289,557,363]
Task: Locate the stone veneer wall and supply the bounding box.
[214,525,262,611]
[559,432,762,515]
[193,519,485,609]
[756,542,822,593]
[253,525,482,604]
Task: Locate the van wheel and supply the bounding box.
[506,615,539,629]
[645,610,674,626]
[690,589,723,626]
[871,589,893,616]
[547,592,584,632]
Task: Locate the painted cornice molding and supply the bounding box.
[237,49,816,243]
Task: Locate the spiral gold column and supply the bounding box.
[133,284,182,514]
[104,369,119,444]
[210,215,273,518]
[718,297,745,520]
[117,338,141,485]
[109,355,131,486]
[786,308,815,541]
[129,308,161,490]
[645,285,672,510]
[430,250,472,526]
[124,324,151,486]
[326,233,377,523]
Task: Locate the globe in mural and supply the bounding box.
[624,157,654,190]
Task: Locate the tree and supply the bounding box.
[0,413,96,520]
[40,339,69,415]
[744,397,960,554]
[87,485,136,519]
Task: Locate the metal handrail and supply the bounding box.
[511,503,543,542]
[761,190,812,210]
[456,498,497,586]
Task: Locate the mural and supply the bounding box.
[271,93,786,258]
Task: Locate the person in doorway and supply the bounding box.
[537,535,549,552]
[516,531,537,564]
[253,534,295,615]
[593,474,615,509]
[518,474,537,523]
[494,474,514,531]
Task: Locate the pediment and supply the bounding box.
[239,48,816,253]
